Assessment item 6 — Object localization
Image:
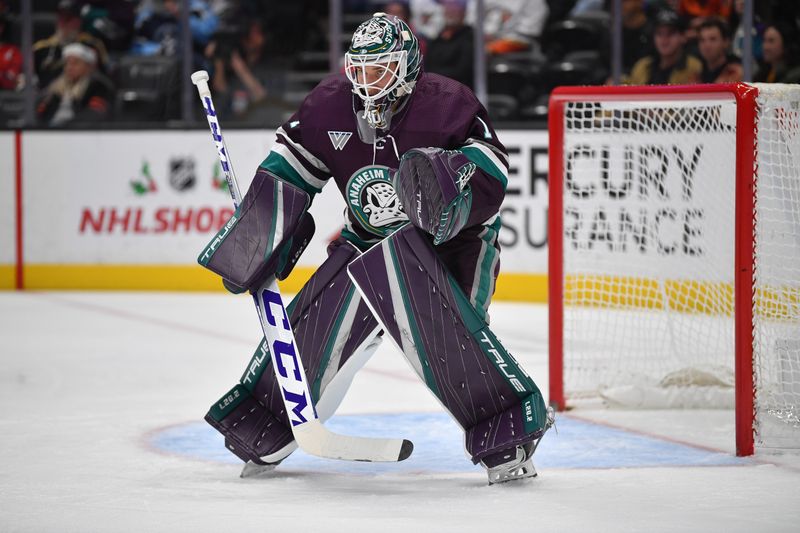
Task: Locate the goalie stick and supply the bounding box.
[190,70,413,463]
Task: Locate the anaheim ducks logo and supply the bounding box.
[351,18,393,53]
[346,165,408,237]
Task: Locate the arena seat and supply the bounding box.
[0,92,24,127]
[114,56,179,122]
[542,19,606,61]
[115,55,177,91]
[487,94,519,121]
[115,89,167,122]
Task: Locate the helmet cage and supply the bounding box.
[344,49,410,106]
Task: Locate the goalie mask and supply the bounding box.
[345,12,422,129]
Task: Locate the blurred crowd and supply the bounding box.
[0,0,798,127]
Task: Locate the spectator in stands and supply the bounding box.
[410,0,444,41]
[133,0,218,66]
[570,0,606,17]
[683,13,705,56]
[385,1,413,24]
[36,42,114,126]
[384,1,428,55]
[208,19,265,117]
[646,0,681,14]
[678,0,731,19]
[627,9,702,84]
[208,0,235,16]
[729,0,763,63]
[206,19,287,124]
[472,0,549,55]
[80,0,137,55]
[425,0,473,88]
[622,0,654,73]
[754,22,800,84]
[697,18,742,82]
[0,2,21,91]
[33,0,109,90]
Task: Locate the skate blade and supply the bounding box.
[487,460,538,485]
[240,460,278,479]
[489,465,539,486]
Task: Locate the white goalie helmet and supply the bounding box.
[345,12,422,128]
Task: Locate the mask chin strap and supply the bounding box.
[361,80,414,129]
[363,102,387,129]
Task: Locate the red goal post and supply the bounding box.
[547,83,800,456]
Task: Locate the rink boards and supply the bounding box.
[0,129,549,300]
[0,133,13,289]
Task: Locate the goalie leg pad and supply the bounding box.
[198,169,312,290]
[206,238,382,463]
[347,225,550,464]
[205,382,295,464]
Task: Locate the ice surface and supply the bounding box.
[1,292,799,532]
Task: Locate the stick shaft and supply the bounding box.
[191,73,243,206]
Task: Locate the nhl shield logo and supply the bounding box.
[346,165,408,237]
[328,131,352,151]
[169,157,196,192]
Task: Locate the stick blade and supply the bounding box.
[398,439,414,461]
[295,420,413,462]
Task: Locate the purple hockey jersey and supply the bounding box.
[259,72,510,316]
[261,73,508,243]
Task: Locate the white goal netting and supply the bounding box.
[752,84,800,450]
[557,84,800,452]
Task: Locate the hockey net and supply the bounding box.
[548,83,800,455]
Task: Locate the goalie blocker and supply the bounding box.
[198,169,315,291]
[348,225,553,474]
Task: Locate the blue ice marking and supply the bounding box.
[149,412,748,473]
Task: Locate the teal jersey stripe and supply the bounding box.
[472,217,502,321]
[311,285,356,401]
[340,228,379,252]
[260,152,322,196]
[460,146,508,190]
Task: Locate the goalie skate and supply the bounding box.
[239,459,282,479]
[482,406,555,485]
